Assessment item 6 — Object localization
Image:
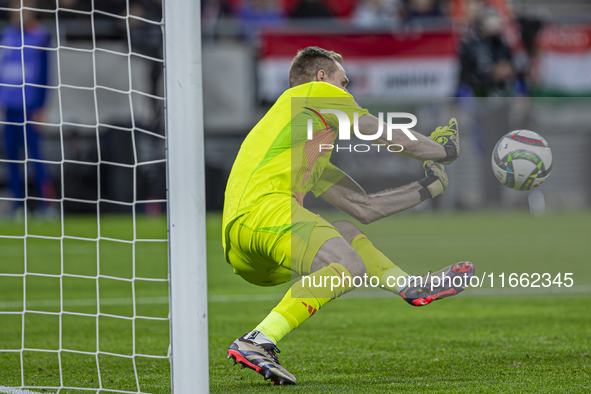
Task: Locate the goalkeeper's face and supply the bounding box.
[318,61,349,93]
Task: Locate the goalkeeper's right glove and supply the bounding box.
[430,118,459,165]
[418,160,448,200]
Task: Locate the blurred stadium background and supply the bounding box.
[1,0,590,216]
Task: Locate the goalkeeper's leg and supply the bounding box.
[238,222,386,357]
[246,236,364,344]
[332,220,474,307]
[332,220,410,294]
[227,203,366,384]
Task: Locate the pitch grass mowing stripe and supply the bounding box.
[206,285,591,302]
[2,283,590,311]
[207,286,591,303]
[0,387,46,394]
[0,212,589,393]
[0,297,170,310]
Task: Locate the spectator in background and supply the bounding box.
[404,0,443,23]
[451,0,529,81]
[291,0,333,18]
[238,0,287,41]
[458,3,520,206]
[460,7,516,98]
[450,0,484,27]
[352,0,402,29]
[0,0,56,219]
[202,0,233,40]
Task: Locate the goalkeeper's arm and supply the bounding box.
[320,161,448,225]
[356,115,459,164]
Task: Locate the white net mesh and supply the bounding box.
[0,1,170,392]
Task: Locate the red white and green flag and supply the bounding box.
[535,24,591,96]
[258,31,459,101]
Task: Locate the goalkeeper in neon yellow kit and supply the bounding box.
[223,46,474,385]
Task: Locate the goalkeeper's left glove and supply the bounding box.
[418,160,448,200]
[430,118,459,165]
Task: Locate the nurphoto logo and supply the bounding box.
[306,109,418,153]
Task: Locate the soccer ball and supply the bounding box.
[491,130,552,191]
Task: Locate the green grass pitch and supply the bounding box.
[1,211,591,393]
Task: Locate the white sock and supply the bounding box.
[243,330,275,345]
[377,267,409,294]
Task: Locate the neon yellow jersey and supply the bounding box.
[222,81,369,249]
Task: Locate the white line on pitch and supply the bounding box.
[0,386,48,394]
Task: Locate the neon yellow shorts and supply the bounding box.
[225,194,342,287]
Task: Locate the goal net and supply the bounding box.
[0,0,206,392]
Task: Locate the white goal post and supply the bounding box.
[0,0,208,392]
[164,0,209,393]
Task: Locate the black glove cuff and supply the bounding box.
[436,146,457,163]
[419,187,432,201]
[418,177,437,200]
[418,176,437,188]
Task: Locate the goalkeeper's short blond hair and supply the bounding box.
[288,47,343,88]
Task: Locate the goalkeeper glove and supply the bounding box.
[430,118,459,165]
[418,160,448,200]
